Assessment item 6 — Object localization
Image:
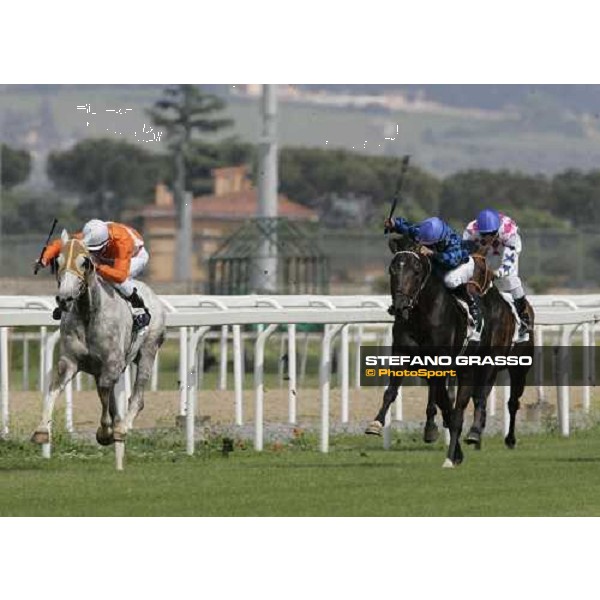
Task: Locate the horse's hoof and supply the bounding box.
[504,436,516,449]
[31,429,49,445]
[442,458,455,469]
[96,427,114,446]
[423,423,439,444]
[365,421,383,436]
[465,428,481,447]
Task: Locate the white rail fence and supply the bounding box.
[0,294,598,454]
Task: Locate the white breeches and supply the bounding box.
[113,247,150,297]
[443,257,475,289]
[483,242,525,299]
[494,275,525,299]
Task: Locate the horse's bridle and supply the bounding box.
[468,254,493,295]
[390,250,433,314]
[56,239,94,308]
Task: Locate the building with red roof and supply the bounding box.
[133,165,318,283]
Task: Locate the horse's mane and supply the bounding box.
[387,233,420,254]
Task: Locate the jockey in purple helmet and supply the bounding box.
[463,208,530,338]
[385,215,483,333]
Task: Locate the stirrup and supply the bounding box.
[517,321,529,341]
[469,326,483,343]
[132,311,151,332]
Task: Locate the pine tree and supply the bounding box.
[148,85,232,281]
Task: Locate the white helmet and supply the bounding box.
[82,219,109,251]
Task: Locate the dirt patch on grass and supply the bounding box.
[5,385,592,436]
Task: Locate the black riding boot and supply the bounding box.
[52,297,62,320]
[452,284,483,333]
[127,288,151,331]
[514,296,531,338]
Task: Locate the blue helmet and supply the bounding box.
[477,208,501,234]
[417,217,445,245]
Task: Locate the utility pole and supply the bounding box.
[174,137,191,284]
[179,190,193,290]
[0,142,3,270]
[255,84,278,292]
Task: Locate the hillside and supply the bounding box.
[2,84,600,176]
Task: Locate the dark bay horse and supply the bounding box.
[462,250,534,452]
[366,236,534,467]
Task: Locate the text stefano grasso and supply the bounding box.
[364,355,532,367]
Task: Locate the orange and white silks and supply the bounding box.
[42,222,145,284]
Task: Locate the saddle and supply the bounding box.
[467,253,527,343]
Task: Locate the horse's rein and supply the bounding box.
[58,239,93,281]
[468,254,492,295]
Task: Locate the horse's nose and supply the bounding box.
[394,295,410,311]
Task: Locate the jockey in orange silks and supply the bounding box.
[38,219,151,326]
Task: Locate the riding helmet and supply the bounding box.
[83,219,110,251]
[417,217,445,245]
[476,208,501,234]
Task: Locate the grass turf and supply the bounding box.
[2,427,600,516]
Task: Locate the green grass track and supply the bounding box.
[1,428,600,516]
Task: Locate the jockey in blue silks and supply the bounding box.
[385,215,483,333]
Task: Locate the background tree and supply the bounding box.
[439,169,554,223]
[1,188,78,234]
[1,144,31,189]
[47,138,168,221]
[148,85,232,281]
[186,138,254,196]
[279,149,441,226]
[552,169,600,229]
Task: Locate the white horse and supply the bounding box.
[32,230,166,465]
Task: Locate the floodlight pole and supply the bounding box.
[0,144,2,268]
[256,84,278,293]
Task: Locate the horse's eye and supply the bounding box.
[75,255,85,270]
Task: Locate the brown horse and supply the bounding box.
[367,236,534,467]
[461,247,534,453]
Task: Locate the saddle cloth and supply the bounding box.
[453,293,526,344]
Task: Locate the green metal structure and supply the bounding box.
[208,217,329,295]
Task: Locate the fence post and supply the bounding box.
[1,328,8,437]
[354,325,363,389]
[22,333,29,392]
[320,324,344,453]
[179,327,188,416]
[233,325,243,426]
[340,325,349,424]
[254,324,278,451]
[582,323,591,413]
[39,326,47,392]
[288,324,297,424]
[219,325,228,391]
[534,326,545,404]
